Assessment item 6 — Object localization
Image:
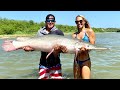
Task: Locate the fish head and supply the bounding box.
[74,41,95,50]
[84,43,96,49]
[75,41,109,50]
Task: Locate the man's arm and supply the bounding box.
[55,29,64,36]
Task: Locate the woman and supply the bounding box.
[72,15,96,79]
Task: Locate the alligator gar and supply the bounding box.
[2,34,109,54]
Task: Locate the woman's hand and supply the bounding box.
[80,46,87,52]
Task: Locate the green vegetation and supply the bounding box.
[0,18,120,36]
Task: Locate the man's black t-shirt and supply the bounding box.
[37,26,64,67]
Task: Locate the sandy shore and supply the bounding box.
[0,34,35,39]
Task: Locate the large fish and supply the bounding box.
[2,34,109,54]
[2,34,109,79]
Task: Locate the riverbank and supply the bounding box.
[0,33,74,39]
[0,34,35,39]
[0,32,116,39]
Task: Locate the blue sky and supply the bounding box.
[0,11,119,28]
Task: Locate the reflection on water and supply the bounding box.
[0,32,120,79]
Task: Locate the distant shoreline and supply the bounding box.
[0,34,35,39]
[0,32,116,39]
[0,33,74,38]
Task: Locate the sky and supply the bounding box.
[0,11,120,28]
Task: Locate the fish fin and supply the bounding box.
[46,45,67,59]
[46,49,54,59]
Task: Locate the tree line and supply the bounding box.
[0,18,120,35]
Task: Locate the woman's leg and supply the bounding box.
[81,60,91,79]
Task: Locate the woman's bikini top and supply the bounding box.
[74,31,90,43]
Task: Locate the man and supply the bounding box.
[23,14,64,79]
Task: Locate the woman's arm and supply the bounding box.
[88,29,96,45]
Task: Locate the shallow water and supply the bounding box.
[0,32,120,79]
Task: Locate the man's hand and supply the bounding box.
[23,46,34,52]
[53,44,67,53]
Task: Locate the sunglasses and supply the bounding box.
[75,20,83,24]
[46,19,55,22]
